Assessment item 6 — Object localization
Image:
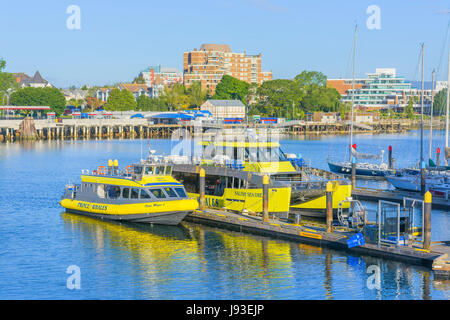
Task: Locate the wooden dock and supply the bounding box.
[0,117,439,143]
[185,208,450,275]
[352,187,450,210]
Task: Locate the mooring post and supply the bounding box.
[351,156,356,191]
[436,147,440,168]
[199,168,205,211]
[113,159,118,175]
[388,145,393,169]
[262,175,269,222]
[326,181,333,233]
[107,159,113,175]
[424,191,432,250]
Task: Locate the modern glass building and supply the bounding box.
[329,68,433,110]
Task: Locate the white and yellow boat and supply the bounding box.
[60,160,198,225]
[171,138,351,218]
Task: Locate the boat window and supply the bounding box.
[144,166,154,175]
[174,187,187,198]
[106,185,120,199]
[165,166,172,175]
[140,189,151,199]
[122,188,130,198]
[155,166,165,175]
[150,188,166,199]
[130,188,139,199]
[164,187,178,198]
[134,166,143,175]
[97,185,106,198]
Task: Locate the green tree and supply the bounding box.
[133,75,146,84]
[67,98,85,109]
[294,71,327,87]
[162,84,189,111]
[187,81,206,109]
[104,89,137,111]
[136,95,154,111]
[9,87,66,115]
[213,75,250,103]
[255,79,304,118]
[294,71,341,112]
[404,96,417,119]
[433,88,447,116]
[0,58,19,104]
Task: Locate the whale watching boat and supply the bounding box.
[60,159,198,225]
[168,133,351,219]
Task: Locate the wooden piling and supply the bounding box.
[199,168,205,211]
[326,181,333,233]
[436,148,440,168]
[262,175,269,222]
[424,191,432,250]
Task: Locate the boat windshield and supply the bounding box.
[217,146,287,162]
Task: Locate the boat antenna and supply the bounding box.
[349,23,357,161]
[446,36,450,165]
[429,69,435,162]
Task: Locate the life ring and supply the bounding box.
[125,165,133,174]
[97,166,106,175]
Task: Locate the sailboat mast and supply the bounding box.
[420,43,425,195]
[349,24,357,161]
[446,41,450,165]
[429,69,435,162]
[420,43,424,169]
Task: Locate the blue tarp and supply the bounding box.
[347,232,365,248]
[131,113,144,118]
[150,113,195,120]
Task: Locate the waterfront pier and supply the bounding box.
[0,118,183,142]
[0,118,440,143]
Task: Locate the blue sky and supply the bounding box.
[1,0,450,88]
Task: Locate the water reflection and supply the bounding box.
[60,212,448,299]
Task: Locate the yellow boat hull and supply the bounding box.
[188,186,292,214]
[60,198,199,225]
[290,182,351,211]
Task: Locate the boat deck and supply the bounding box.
[352,187,450,210]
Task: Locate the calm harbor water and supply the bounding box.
[0,130,449,299]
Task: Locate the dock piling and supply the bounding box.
[388,145,393,169]
[436,147,440,168]
[424,191,432,250]
[199,168,205,211]
[326,181,333,233]
[262,175,269,222]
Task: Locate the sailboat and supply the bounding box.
[386,44,450,193]
[327,25,395,177]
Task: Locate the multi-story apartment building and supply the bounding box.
[328,68,433,111]
[183,44,272,94]
[138,65,183,98]
[139,65,183,88]
[96,83,150,102]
